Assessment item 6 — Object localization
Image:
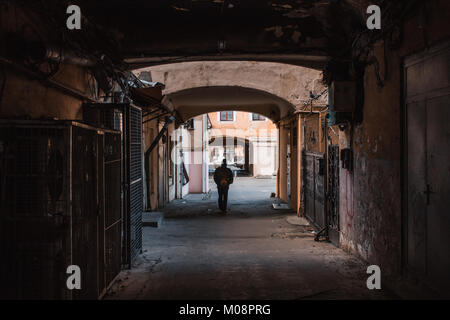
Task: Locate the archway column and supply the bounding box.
[277,115,303,215]
[278,120,289,203]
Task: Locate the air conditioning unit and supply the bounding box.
[328,81,356,125]
[330,81,356,112]
[83,103,123,131]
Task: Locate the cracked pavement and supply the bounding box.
[105,177,397,300]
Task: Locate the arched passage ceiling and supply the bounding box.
[165,86,295,123]
[11,0,418,82]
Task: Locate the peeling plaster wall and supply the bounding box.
[303,113,325,153]
[0,4,97,121]
[136,61,327,110]
[339,0,450,276]
[143,119,160,211]
[0,64,94,120]
[278,119,290,203]
[339,41,403,273]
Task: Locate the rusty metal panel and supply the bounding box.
[97,133,106,297]
[105,221,122,286]
[304,115,321,153]
[105,161,121,227]
[103,131,122,289]
[0,123,70,299]
[328,145,340,245]
[0,121,123,299]
[71,127,122,298]
[71,126,99,300]
[83,103,123,131]
[314,156,326,229]
[303,153,315,222]
[105,133,122,227]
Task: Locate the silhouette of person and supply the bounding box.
[213,159,233,212]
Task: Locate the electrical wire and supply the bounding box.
[7,0,133,101]
[298,88,329,113]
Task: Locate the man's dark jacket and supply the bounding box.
[214,166,233,187]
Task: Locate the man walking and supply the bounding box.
[213,159,233,212]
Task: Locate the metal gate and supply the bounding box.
[327,145,340,245]
[83,103,143,268]
[0,123,71,299]
[98,130,122,297]
[123,105,143,266]
[287,144,291,204]
[0,120,123,299]
[71,125,99,300]
[302,151,326,232]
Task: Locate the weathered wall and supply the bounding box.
[188,115,205,194]
[289,116,299,212]
[303,113,326,153]
[0,64,95,120]
[339,0,450,275]
[0,4,97,121]
[278,119,290,203]
[143,119,160,211]
[136,61,327,109]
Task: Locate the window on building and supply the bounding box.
[220,111,234,121]
[252,113,266,121]
[185,119,195,130]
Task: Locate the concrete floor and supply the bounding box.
[105,177,399,300]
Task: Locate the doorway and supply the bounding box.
[404,42,450,295]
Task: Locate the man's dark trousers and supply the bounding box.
[218,185,229,211]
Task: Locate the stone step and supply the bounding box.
[272,203,291,210]
[142,212,164,228]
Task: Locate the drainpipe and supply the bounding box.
[144,115,175,210]
[147,116,175,154]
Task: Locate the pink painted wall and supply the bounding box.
[188,164,203,193]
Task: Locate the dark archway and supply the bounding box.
[163,86,297,125]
